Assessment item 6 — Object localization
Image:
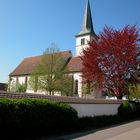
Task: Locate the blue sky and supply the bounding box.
[0,0,140,83]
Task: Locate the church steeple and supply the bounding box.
[78,0,95,36]
[75,0,97,56]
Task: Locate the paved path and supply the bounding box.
[44,119,140,140]
[73,120,140,140]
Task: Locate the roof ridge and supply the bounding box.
[23,50,72,60]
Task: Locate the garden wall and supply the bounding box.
[0,91,122,117]
[70,103,121,117]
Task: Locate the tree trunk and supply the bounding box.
[117,93,123,99]
[49,90,51,95]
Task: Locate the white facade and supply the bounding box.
[76,35,90,56]
[76,34,96,56]
[10,76,27,86]
[70,103,121,117]
[10,73,83,97]
[10,76,28,91]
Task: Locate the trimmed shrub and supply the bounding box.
[118,100,133,118]
[0,98,78,137]
[129,101,140,117]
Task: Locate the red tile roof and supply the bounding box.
[10,56,42,76]
[10,51,72,76]
[67,57,82,72]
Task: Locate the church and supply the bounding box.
[9,0,98,97]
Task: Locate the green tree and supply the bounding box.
[16,83,27,92]
[82,83,90,96]
[129,85,140,100]
[29,43,73,96]
[56,74,73,96]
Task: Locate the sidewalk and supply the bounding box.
[43,119,140,140]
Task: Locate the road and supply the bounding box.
[44,119,140,140]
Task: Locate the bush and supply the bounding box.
[118,101,133,118]
[78,115,124,129]
[129,101,140,115]
[0,98,78,138]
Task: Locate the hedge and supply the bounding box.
[118,100,140,118]
[118,100,133,118]
[0,98,78,138]
[0,98,139,139]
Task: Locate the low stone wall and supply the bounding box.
[0,91,122,117]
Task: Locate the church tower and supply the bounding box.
[75,0,98,56]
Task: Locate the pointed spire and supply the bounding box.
[77,0,96,36]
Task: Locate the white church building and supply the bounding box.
[9,0,98,97]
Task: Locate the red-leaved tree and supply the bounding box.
[82,25,140,99]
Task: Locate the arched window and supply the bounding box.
[74,80,78,94]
